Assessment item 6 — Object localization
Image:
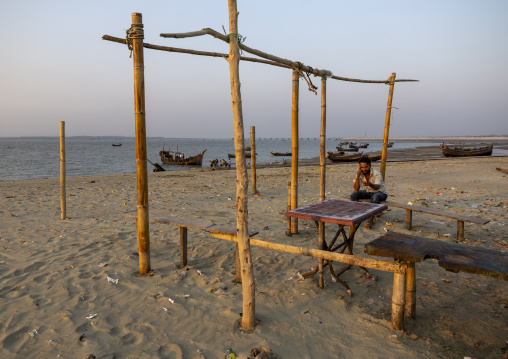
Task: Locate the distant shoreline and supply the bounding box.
[342,136,508,141]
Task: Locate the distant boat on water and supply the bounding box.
[112,143,122,146]
[269,150,292,156]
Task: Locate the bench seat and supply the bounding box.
[340,197,489,241]
[364,232,507,330]
[123,210,258,282]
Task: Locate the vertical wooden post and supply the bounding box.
[286,181,292,236]
[130,12,151,275]
[60,121,66,220]
[180,227,187,268]
[250,126,257,195]
[405,262,416,318]
[391,269,406,331]
[291,69,300,234]
[457,220,464,242]
[317,77,327,288]
[380,73,396,181]
[227,0,256,330]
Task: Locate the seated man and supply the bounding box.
[350,157,388,228]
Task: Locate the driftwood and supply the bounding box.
[496,167,508,174]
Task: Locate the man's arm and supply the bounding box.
[353,168,362,191]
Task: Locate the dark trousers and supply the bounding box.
[350,190,387,204]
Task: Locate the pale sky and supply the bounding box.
[1,1,507,138]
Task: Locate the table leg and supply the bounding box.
[318,221,325,289]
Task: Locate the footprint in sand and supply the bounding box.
[157,343,183,359]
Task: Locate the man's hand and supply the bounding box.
[362,180,370,187]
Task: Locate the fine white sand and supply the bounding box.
[0,156,507,358]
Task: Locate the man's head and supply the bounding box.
[358,157,371,174]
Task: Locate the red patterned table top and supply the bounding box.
[285,198,387,226]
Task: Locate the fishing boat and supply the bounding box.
[358,143,369,148]
[228,152,255,158]
[112,143,122,147]
[159,148,207,165]
[387,142,394,147]
[326,152,381,162]
[336,146,359,152]
[440,143,493,157]
[269,150,292,156]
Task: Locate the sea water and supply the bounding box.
[0,137,477,181]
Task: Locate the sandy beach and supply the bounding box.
[0,155,507,358]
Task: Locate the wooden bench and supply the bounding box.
[340,197,489,242]
[123,210,258,282]
[364,232,508,330]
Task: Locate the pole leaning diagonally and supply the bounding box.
[380,72,396,181]
[227,0,256,330]
[130,13,151,275]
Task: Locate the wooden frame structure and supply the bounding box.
[102,4,417,330]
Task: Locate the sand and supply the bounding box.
[0,155,507,358]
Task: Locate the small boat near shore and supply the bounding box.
[228,152,256,159]
[336,146,359,152]
[326,152,381,162]
[159,148,207,165]
[269,150,292,156]
[440,143,493,157]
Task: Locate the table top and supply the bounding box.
[365,232,508,281]
[285,198,388,226]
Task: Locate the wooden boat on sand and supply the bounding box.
[269,150,292,156]
[159,148,206,165]
[440,143,493,157]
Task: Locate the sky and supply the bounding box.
[1,0,507,139]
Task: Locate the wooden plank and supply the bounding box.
[123,210,213,230]
[339,197,489,225]
[365,232,508,281]
[383,201,489,225]
[205,224,258,237]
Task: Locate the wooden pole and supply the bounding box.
[60,121,66,220]
[131,13,151,275]
[291,69,300,234]
[405,261,416,318]
[227,0,256,330]
[391,269,406,331]
[317,77,327,288]
[286,181,292,236]
[250,126,257,195]
[380,73,396,181]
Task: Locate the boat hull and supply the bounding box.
[440,144,493,157]
[159,149,206,165]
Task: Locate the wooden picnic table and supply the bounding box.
[285,198,387,295]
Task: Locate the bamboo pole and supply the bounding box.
[286,181,292,236]
[130,13,151,275]
[60,121,66,220]
[317,77,328,288]
[291,69,300,234]
[209,234,406,274]
[102,35,419,85]
[227,0,256,330]
[405,261,416,318]
[391,269,406,331]
[250,126,257,195]
[380,73,396,181]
